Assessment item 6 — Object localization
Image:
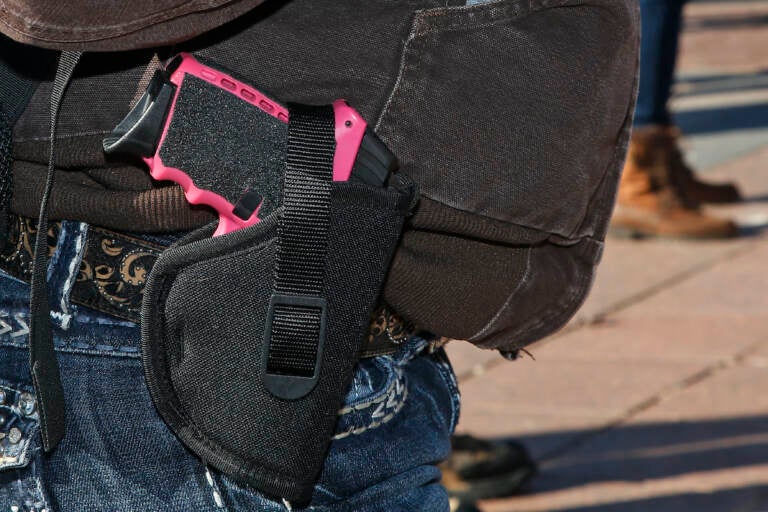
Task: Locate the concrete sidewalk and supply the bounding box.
[447,2,768,511]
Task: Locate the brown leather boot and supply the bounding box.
[611,126,738,239]
[441,435,537,502]
[655,126,742,204]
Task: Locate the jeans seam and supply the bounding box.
[47,221,89,330]
[28,457,52,512]
[332,380,408,441]
[0,312,30,339]
[205,467,229,511]
[337,359,399,414]
[1,307,141,357]
[0,340,141,357]
[432,351,461,434]
[58,222,88,328]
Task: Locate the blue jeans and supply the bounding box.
[0,220,460,511]
[635,0,688,127]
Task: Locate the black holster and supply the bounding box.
[140,105,416,504]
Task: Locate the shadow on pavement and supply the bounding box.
[685,13,768,32]
[503,415,768,494]
[738,222,768,238]
[740,193,768,204]
[675,71,768,97]
[526,485,768,512]
[672,70,768,136]
[676,102,768,135]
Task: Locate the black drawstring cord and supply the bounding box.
[29,51,81,452]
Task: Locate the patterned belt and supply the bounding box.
[0,214,409,358]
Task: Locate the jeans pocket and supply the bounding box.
[332,336,427,442]
[0,381,51,512]
[0,382,39,472]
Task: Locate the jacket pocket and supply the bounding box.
[375,0,639,239]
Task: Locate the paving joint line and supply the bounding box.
[695,140,768,174]
[455,233,768,463]
[583,242,759,325]
[536,336,768,465]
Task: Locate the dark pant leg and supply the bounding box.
[635,0,688,127]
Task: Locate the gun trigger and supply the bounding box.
[233,190,263,220]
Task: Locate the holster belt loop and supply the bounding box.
[263,104,335,400]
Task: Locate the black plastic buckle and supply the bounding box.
[262,294,327,400]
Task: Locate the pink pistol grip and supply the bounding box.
[144,53,367,237]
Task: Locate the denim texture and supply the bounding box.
[0,221,459,511]
[635,0,688,126]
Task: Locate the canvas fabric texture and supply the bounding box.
[0,0,268,50]
[2,0,640,352]
[142,179,415,503]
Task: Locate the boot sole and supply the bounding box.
[607,226,648,240]
[446,465,537,502]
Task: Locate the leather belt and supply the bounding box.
[0,214,407,358]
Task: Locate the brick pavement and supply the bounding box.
[447,2,768,510]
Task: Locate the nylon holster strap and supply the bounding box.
[263,104,335,400]
[29,51,81,452]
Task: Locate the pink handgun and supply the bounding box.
[104,53,396,236]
